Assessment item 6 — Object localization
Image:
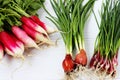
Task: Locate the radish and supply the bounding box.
[0,31,24,58]
[0,43,4,60]
[22,24,53,45]
[10,34,24,53]
[21,16,48,36]
[30,15,56,34]
[12,26,39,49]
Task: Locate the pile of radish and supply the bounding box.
[45,0,120,80]
[0,0,56,59]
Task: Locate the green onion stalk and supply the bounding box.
[72,0,95,67]
[44,0,75,73]
[44,0,95,78]
[89,0,120,79]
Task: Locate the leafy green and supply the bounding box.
[0,0,45,30]
[13,0,45,15]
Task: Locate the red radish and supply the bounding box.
[12,26,39,49]
[30,15,56,34]
[0,43,4,60]
[0,31,24,58]
[62,54,75,72]
[10,34,24,53]
[75,49,87,66]
[21,16,48,36]
[22,24,53,44]
[5,46,24,58]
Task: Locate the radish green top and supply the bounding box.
[0,0,45,27]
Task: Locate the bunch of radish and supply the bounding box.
[44,0,95,80]
[89,0,120,79]
[0,0,56,59]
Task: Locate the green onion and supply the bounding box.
[89,0,120,78]
[44,0,95,74]
[45,0,73,55]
